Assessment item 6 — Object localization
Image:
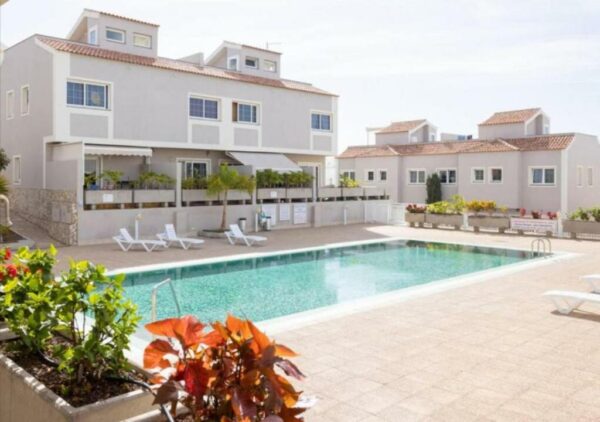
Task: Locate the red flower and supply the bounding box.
[6,264,18,278]
[4,249,11,260]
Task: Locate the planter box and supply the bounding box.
[226,190,252,202]
[85,190,133,206]
[468,215,510,233]
[286,188,313,200]
[257,188,286,201]
[426,214,463,229]
[405,213,425,228]
[562,220,600,239]
[0,352,154,422]
[182,189,218,203]
[342,187,363,199]
[510,217,557,237]
[318,187,342,201]
[133,189,175,204]
[363,187,386,199]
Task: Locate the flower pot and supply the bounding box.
[286,188,312,201]
[405,213,425,228]
[426,214,463,230]
[317,187,342,201]
[0,351,154,422]
[257,188,286,202]
[226,190,252,202]
[133,189,175,206]
[562,219,600,239]
[510,217,558,237]
[468,215,510,233]
[181,189,218,203]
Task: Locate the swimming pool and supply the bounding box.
[119,240,541,325]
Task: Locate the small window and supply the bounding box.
[67,81,108,109]
[189,97,219,120]
[133,33,152,49]
[88,27,97,45]
[106,28,125,43]
[438,169,457,184]
[342,171,355,181]
[472,168,485,183]
[311,113,332,131]
[20,86,30,115]
[588,167,594,187]
[12,156,21,185]
[366,170,375,182]
[233,102,258,124]
[245,57,258,69]
[490,168,503,183]
[577,166,583,187]
[227,56,239,71]
[379,170,387,181]
[530,167,555,185]
[182,160,209,179]
[6,90,15,120]
[264,59,277,72]
[408,169,426,185]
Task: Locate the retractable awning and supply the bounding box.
[84,145,153,157]
[227,152,301,172]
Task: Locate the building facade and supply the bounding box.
[338,108,600,214]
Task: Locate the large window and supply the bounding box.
[106,28,125,43]
[311,113,331,131]
[530,167,555,186]
[5,90,14,120]
[472,168,485,183]
[67,81,108,109]
[182,160,209,179]
[438,168,457,184]
[189,97,219,120]
[133,33,152,49]
[233,102,258,124]
[489,167,503,183]
[408,169,426,185]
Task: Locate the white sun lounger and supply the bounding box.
[113,228,167,252]
[543,290,600,314]
[157,224,205,250]
[582,274,600,293]
[225,224,267,247]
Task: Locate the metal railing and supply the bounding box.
[531,237,552,255]
[150,278,182,322]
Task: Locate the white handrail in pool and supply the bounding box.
[151,278,182,322]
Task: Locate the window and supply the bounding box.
[530,167,555,185]
[490,167,503,183]
[182,160,209,179]
[366,170,375,182]
[438,169,457,184]
[264,60,277,72]
[67,81,108,109]
[227,56,239,71]
[311,113,332,131]
[12,156,21,185]
[133,33,152,49]
[342,171,355,181]
[20,85,30,115]
[379,170,387,181]
[588,167,594,187]
[245,57,258,69]
[189,97,219,120]
[577,166,583,187]
[472,168,485,183]
[233,102,258,124]
[5,90,14,120]
[408,169,426,185]
[88,27,97,45]
[106,28,125,43]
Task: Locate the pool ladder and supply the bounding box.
[531,237,552,256]
[151,278,182,322]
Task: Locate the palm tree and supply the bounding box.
[207,165,255,231]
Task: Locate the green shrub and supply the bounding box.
[339,174,360,188]
[426,195,465,215]
[0,149,10,172]
[590,207,600,222]
[99,170,123,189]
[135,171,175,189]
[426,174,442,204]
[569,208,590,221]
[256,169,283,188]
[181,176,208,190]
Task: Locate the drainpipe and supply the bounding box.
[0,195,12,227]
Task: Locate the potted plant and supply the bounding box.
[339,174,363,199]
[510,208,558,237]
[181,177,218,205]
[84,170,133,209]
[133,171,176,206]
[0,246,157,421]
[563,207,600,239]
[256,169,286,202]
[426,174,442,204]
[405,204,426,227]
[425,194,465,229]
[284,171,313,201]
[143,314,310,420]
[466,200,510,233]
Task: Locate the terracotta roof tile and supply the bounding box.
[85,9,159,27]
[338,134,575,158]
[479,108,541,126]
[377,119,427,134]
[37,36,334,96]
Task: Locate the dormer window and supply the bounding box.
[106,28,125,44]
[245,57,258,69]
[227,56,239,71]
[88,26,98,45]
[264,59,277,72]
[133,33,152,49]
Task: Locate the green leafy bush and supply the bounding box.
[426,174,442,204]
[181,177,208,190]
[256,169,283,188]
[426,195,466,215]
[339,174,360,188]
[0,148,10,172]
[135,171,175,189]
[569,208,590,221]
[99,170,123,189]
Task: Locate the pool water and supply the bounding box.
[120,240,538,324]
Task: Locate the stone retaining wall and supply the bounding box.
[9,188,78,245]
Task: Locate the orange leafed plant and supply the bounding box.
[143,315,306,421]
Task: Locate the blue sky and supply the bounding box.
[2,0,600,151]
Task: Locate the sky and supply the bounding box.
[1,0,600,152]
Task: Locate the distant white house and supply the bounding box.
[338,108,600,214]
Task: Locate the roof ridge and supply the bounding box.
[495,138,520,151]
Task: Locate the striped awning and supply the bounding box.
[85,145,153,157]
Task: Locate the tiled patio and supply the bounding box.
[56,225,600,421]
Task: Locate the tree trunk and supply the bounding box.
[220,190,228,231]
